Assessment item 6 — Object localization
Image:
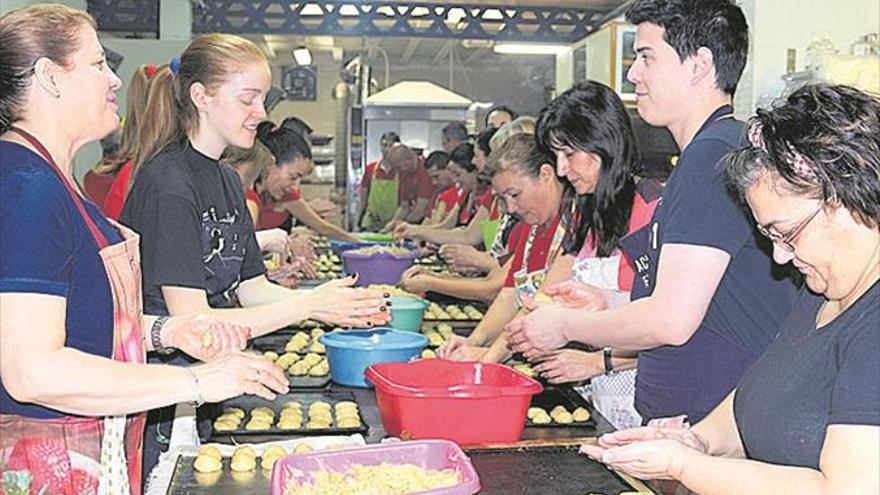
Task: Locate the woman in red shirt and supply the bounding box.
[92,63,159,218]
[256,120,359,241]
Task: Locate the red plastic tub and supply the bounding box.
[269,439,480,495]
[365,359,543,445]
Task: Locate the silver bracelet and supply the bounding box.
[184,367,205,408]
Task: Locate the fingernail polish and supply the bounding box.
[386,300,393,307]
[367,321,374,327]
[380,306,387,312]
[383,292,391,298]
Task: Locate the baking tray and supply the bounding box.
[210,391,368,439]
[272,320,330,334]
[420,324,475,349]
[166,456,272,495]
[285,375,331,389]
[526,387,596,428]
[250,333,326,355]
[466,444,654,494]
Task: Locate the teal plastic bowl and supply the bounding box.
[388,296,429,332]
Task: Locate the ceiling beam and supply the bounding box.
[400,38,422,65]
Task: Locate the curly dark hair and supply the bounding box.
[626,0,749,95]
[723,83,880,229]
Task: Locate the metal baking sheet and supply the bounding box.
[210,391,367,439]
[250,333,326,355]
[286,375,331,389]
[248,334,330,387]
[526,387,597,428]
[466,445,649,494]
[166,456,271,495]
[420,324,475,349]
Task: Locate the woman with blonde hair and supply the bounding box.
[118,32,389,476]
[0,5,286,493]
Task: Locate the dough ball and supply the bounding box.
[531,410,552,424]
[222,407,245,420]
[233,445,256,459]
[527,407,545,420]
[229,454,256,472]
[197,444,222,460]
[193,454,222,473]
[337,416,361,429]
[551,410,574,424]
[293,443,314,454]
[572,407,591,422]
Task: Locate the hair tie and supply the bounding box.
[144,64,158,78]
[169,56,180,77]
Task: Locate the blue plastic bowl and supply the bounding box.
[319,329,428,388]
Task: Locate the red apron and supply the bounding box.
[0,128,147,495]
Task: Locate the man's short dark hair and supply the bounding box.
[486,105,519,126]
[381,132,401,145]
[425,150,450,170]
[442,122,469,143]
[626,0,749,95]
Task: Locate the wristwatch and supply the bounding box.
[151,316,174,354]
[603,347,614,374]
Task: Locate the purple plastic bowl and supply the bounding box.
[341,249,420,286]
[270,439,481,495]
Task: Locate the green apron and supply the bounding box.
[480,218,502,251]
[479,196,502,250]
[361,163,399,230]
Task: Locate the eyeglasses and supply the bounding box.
[756,205,823,252]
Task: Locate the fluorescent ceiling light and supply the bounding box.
[493,43,569,55]
[293,46,312,66]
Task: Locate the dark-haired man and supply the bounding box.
[486,105,517,129]
[441,122,468,153]
[506,0,798,424]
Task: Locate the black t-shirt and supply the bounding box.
[734,282,880,470]
[625,106,799,423]
[120,141,265,316]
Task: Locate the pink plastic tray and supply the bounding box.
[269,439,480,495]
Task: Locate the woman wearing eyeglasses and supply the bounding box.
[582,83,879,495]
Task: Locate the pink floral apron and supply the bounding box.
[0,127,146,495]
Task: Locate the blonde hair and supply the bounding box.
[0,4,95,132]
[133,34,266,187]
[489,116,537,152]
[484,132,551,179]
